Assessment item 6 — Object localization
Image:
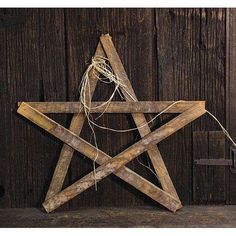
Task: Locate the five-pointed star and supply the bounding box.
[17,34,206,213]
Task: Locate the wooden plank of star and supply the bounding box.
[100,34,180,201]
[45,43,105,200]
[17,102,182,213]
[18,101,205,114]
[17,102,206,212]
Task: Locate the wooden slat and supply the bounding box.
[18,101,205,114]
[17,102,184,213]
[100,34,181,202]
[0,9,67,208]
[45,43,105,200]
[17,102,205,212]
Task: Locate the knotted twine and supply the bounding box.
[79,56,236,190]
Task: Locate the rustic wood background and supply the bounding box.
[0,8,233,209]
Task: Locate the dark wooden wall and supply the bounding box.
[0,8,232,209]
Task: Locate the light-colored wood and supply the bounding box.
[17,102,184,213]
[45,43,105,200]
[18,101,205,114]
[100,34,180,201]
[17,102,205,212]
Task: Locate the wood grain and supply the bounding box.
[156,9,226,204]
[18,101,205,113]
[193,131,226,204]
[0,9,67,208]
[45,43,105,201]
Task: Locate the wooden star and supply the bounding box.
[17,34,206,213]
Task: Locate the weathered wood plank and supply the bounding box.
[2,8,43,208]
[100,34,181,202]
[17,103,184,213]
[199,9,226,204]
[0,9,67,208]
[0,206,235,228]
[18,101,205,114]
[156,9,201,205]
[45,43,105,201]
[34,9,68,207]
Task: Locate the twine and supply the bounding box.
[206,110,236,147]
[80,56,137,189]
[79,56,236,190]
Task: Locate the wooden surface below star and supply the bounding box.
[0,8,233,209]
[0,206,236,227]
